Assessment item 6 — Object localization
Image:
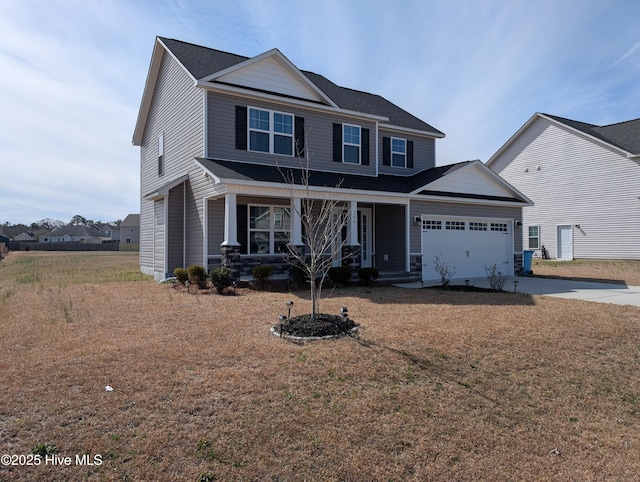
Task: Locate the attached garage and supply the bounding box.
[421,215,513,281]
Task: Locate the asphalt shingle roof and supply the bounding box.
[195,158,525,204]
[545,114,640,156]
[159,37,444,135]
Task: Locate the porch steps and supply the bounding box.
[374,271,420,284]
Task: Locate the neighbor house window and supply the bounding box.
[528,225,540,249]
[248,108,293,156]
[158,133,164,176]
[249,205,291,254]
[391,138,406,167]
[343,124,361,163]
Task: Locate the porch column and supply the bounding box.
[220,193,241,279]
[290,197,303,246]
[222,193,239,246]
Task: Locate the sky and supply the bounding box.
[1,0,639,225]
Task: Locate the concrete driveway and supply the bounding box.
[397,276,640,307]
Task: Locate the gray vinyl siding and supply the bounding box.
[377,129,435,175]
[167,183,185,273]
[374,204,406,271]
[491,117,640,260]
[207,197,225,255]
[153,199,165,274]
[139,50,204,275]
[207,92,378,176]
[409,200,522,254]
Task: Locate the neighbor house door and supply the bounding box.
[557,225,573,260]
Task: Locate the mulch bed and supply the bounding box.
[276,313,359,338]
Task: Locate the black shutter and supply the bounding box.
[294,116,305,157]
[333,123,342,162]
[407,140,414,168]
[361,128,369,165]
[382,137,390,166]
[235,106,247,150]
[237,204,247,254]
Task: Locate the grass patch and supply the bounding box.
[0,253,639,480]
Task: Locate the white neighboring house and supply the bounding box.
[39,225,104,244]
[487,113,640,260]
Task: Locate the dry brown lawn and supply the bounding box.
[532,258,640,286]
[1,252,639,481]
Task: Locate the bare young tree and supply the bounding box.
[280,150,353,320]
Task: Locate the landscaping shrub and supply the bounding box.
[484,263,507,291]
[431,255,456,287]
[210,267,232,294]
[328,266,352,286]
[187,264,207,289]
[252,264,274,287]
[173,267,189,285]
[358,267,379,284]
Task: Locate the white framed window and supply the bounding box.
[248,108,293,156]
[391,137,406,167]
[248,205,291,254]
[528,225,540,249]
[343,124,361,163]
[158,133,164,176]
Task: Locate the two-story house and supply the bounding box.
[133,37,531,282]
[487,113,640,260]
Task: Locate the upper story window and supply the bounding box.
[248,108,293,156]
[383,136,413,169]
[332,123,369,165]
[343,124,361,164]
[158,133,164,176]
[391,138,406,167]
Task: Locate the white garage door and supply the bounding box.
[421,216,513,281]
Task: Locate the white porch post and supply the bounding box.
[222,193,239,246]
[290,197,303,246]
[348,200,359,246]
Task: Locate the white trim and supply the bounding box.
[405,199,411,272]
[203,90,208,157]
[196,81,389,123]
[163,197,169,277]
[342,123,362,165]
[247,106,295,156]
[487,113,635,166]
[183,181,186,268]
[201,48,338,108]
[202,197,208,268]
[390,137,407,168]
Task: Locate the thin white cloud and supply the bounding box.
[610,42,640,68]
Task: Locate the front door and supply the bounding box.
[557,225,573,260]
[331,207,372,268]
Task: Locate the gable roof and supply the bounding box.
[488,113,640,165]
[133,37,444,145]
[48,225,104,238]
[194,158,530,205]
[121,214,140,227]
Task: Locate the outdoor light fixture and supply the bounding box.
[465,280,470,286]
[514,280,519,293]
[340,307,348,320]
[278,314,287,337]
[286,301,294,319]
[185,279,190,293]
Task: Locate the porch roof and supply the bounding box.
[194,158,529,204]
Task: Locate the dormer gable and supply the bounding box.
[202,49,336,106]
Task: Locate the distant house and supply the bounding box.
[487,113,640,260]
[93,223,120,242]
[119,214,140,244]
[13,232,35,242]
[39,225,105,243]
